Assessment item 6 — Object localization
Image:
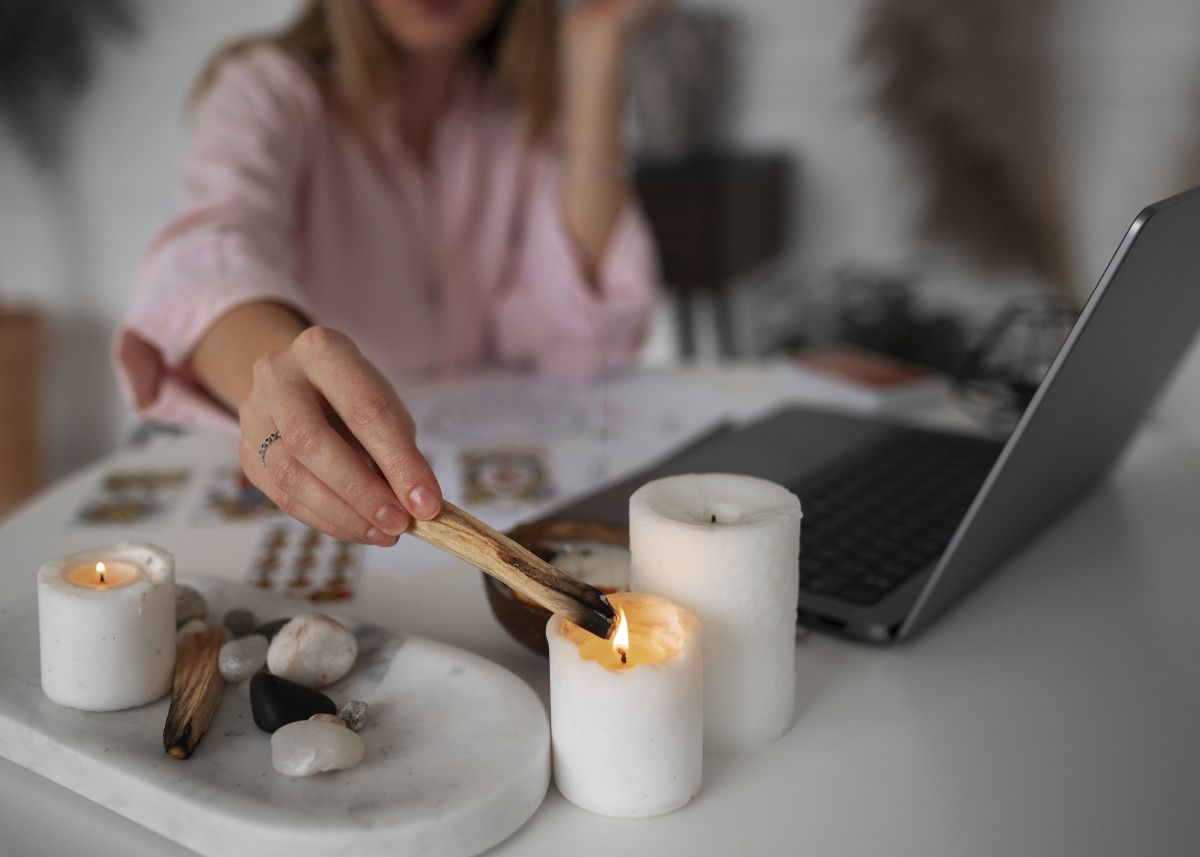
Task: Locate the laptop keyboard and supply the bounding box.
[794,428,1004,606]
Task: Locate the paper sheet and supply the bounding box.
[365,370,763,578]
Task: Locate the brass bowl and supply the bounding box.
[483,519,630,656]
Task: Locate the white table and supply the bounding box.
[1,367,1198,856]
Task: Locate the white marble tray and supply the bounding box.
[0,578,550,857]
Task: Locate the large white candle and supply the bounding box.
[629,473,801,753]
[546,592,702,818]
[38,542,176,711]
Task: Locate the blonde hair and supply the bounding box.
[192,0,559,140]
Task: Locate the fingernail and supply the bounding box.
[375,504,409,536]
[366,526,399,547]
[408,484,440,520]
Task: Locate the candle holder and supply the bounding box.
[37,542,176,711]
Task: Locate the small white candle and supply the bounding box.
[547,592,702,818]
[37,542,176,711]
[629,473,802,753]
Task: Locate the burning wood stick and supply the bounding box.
[163,626,226,759]
[408,501,617,640]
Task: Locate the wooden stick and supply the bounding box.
[408,502,617,640]
[163,626,226,759]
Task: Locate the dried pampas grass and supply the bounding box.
[857,0,1077,300]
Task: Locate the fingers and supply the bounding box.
[244,327,440,545]
[240,436,376,545]
[324,357,441,518]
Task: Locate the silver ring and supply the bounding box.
[258,430,282,467]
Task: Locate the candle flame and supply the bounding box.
[96,561,106,584]
[612,605,629,664]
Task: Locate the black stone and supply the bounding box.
[252,617,292,640]
[249,673,336,733]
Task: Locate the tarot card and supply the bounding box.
[71,469,191,526]
[459,447,556,506]
[246,518,363,602]
[192,464,281,524]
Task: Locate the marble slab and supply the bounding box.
[0,578,550,857]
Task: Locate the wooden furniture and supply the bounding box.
[0,309,45,517]
[635,152,792,357]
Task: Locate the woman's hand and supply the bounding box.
[233,325,441,546]
[562,0,669,48]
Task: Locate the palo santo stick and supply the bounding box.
[163,626,226,759]
[408,501,617,640]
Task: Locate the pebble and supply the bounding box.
[218,634,269,682]
[175,585,207,626]
[176,618,208,644]
[271,719,365,777]
[249,673,337,733]
[339,700,369,732]
[266,613,358,688]
[222,608,257,638]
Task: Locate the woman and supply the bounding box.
[114,0,663,547]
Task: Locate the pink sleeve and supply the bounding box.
[491,156,659,380]
[112,47,316,430]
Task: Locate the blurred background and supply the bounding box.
[3,0,1200,517]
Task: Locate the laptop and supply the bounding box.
[545,185,1200,643]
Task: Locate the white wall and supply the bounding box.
[0,1,296,480]
[3,0,1200,489]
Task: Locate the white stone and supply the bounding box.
[176,618,208,644]
[266,613,358,688]
[218,634,268,682]
[271,719,365,777]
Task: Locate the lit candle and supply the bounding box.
[37,542,176,711]
[546,592,702,818]
[629,473,802,753]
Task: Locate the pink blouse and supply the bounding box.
[113,46,659,432]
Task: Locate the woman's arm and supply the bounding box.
[188,301,308,411]
[558,0,668,281]
[120,47,441,546]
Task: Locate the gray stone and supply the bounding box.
[271,719,365,776]
[222,608,257,638]
[266,613,358,688]
[175,585,208,626]
[339,700,369,732]
[218,634,268,682]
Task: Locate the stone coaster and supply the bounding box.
[0,578,550,857]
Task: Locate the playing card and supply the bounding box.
[71,469,191,526]
[459,447,557,506]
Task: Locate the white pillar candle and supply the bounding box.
[546,592,702,818]
[37,542,176,711]
[629,473,801,753]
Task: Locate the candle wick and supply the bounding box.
[618,648,627,664]
[99,572,106,584]
[710,514,716,524]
